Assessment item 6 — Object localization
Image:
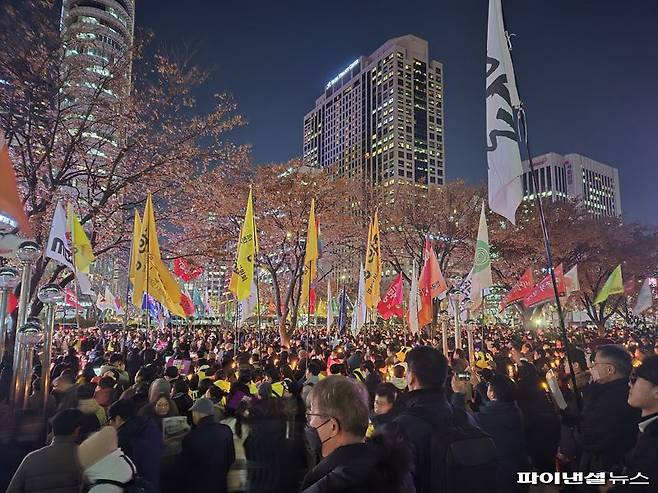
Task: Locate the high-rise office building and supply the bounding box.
[59,0,136,295]
[521,152,622,218]
[303,35,444,189]
[60,0,135,159]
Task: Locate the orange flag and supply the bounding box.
[418,236,447,326]
[0,134,31,235]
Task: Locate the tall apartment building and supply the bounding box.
[303,35,444,188]
[522,152,622,218]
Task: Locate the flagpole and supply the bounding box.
[251,204,262,351]
[306,260,311,361]
[517,108,581,410]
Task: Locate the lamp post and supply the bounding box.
[10,241,41,408]
[0,267,20,364]
[10,318,43,413]
[37,284,63,418]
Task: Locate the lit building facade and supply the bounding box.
[303,35,444,188]
[522,152,622,218]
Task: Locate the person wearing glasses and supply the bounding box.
[301,375,413,493]
[577,345,641,475]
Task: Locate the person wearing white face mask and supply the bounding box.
[577,345,641,476]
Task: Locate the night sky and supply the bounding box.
[137,0,658,226]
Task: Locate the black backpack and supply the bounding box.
[87,454,152,493]
[405,405,498,493]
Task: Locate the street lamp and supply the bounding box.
[37,283,63,418]
[11,241,41,409]
[11,318,43,414]
[0,267,20,364]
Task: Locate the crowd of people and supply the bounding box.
[1,321,658,492]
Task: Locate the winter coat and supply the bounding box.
[116,416,163,491]
[300,442,414,493]
[394,388,472,493]
[454,395,530,493]
[79,398,107,425]
[179,415,235,493]
[517,390,560,472]
[615,414,658,492]
[577,378,641,473]
[6,436,83,493]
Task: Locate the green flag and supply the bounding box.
[594,264,624,305]
[471,202,492,308]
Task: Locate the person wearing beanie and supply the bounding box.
[178,398,235,493]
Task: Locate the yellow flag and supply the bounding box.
[129,210,142,284]
[365,210,382,309]
[594,264,624,305]
[228,223,242,296]
[234,189,257,301]
[300,198,318,306]
[66,205,95,273]
[131,194,186,317]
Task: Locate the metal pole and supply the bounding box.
[467,323,475,366]
[10,319,43,414]
[0,267,20,364]
[517,108,581,410]
[11,241,40,408]
[38,284,63,418]
[454,292,462,350]
[441,318,448,357]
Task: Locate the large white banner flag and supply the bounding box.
[45,201,94,295]
[45,201,74,271]
[486,0,524,224]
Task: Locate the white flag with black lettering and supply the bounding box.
[486,0,523,224]
[45,201,74,271]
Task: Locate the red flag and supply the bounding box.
[377,273,404,320]
[5,291,17,315]
[64,287,82,310]
[309,286,316,315]
[499,268,533,311]
[173,258,204,282]
[180,291,195,317]
[418,237,447,326]
[0,135,32,235]
[523,264,565,308]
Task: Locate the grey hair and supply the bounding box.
[308,375,370,437]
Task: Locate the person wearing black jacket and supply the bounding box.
[608,355,658,492]
[301,375,413,493]
[577,345,640,474]
[180,397,235,493]
[452,374,530,493]
[108,398,163,491]
[393,346,479,493]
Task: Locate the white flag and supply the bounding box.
[471,203,493,308]
[46,200,94,295]
[564,265,580,294]
[103,287,124,315]
[96,290,112,311]
[326,279,334,331]
[486,0,523,224]
[633,278,654,316]
[45,201,74,271]
[408,261,419,335]
[237,280,257,327]
[351,263,367,336]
